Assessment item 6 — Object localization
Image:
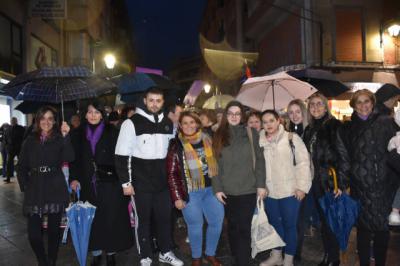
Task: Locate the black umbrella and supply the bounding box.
[287,69,349,97]
[1,66,116,120]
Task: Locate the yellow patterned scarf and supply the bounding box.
[179,130,218,189]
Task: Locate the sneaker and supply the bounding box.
[389,211,400,226]
[140,257,152,266]
[159,251,184,266]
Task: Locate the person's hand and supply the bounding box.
[123,184,135,196]
[334,189,342,198]
[257,188,268,200]
[174,200,186,210]
[215,192,227,205]
[294,189,306,201]
[61,122,70,137]
[70,180,80,192]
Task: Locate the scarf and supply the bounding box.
[85,122,105,195]
[86,122,105,155]
[178,130,218,190]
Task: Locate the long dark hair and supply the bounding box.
[33,106,60,139]
[213,101,245,157]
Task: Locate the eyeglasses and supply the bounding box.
[355,99,372,106]
[227,112,242,117]
[309,102,324,108]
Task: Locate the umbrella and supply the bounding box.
[118,72,180,94]
[318,168,360,251]
[287,68,349,97]
[14,101,76,114]
[62,187,96,266]
[203,94,234,109]
[236,71,317,111]
[0,66,116,119]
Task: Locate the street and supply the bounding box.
[0,179,399,266]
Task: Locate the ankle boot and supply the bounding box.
[91,255,102,266]
[283,254,294,266]
[106,254,116,266]
[191,258,201,266]
[260,250,283,266]
[318,254,328,266]
[205,255,222,266]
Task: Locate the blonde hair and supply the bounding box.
[287,99,309,129]
[307,92,332,124]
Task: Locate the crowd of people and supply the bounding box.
[2,83,400,266]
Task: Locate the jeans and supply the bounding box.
[265,196,300,256]
[225,193,256,266]
[182,187,224,259]
[296,192,315,258]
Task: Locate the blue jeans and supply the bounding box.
[265,196,300,255]
[182,187,224,259]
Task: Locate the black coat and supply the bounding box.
[337,111,398,231]
[70,123,134,252]
[303,115,346,198]
[17,133,74,215]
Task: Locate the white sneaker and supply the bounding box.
[140,257,152,266]
[389,211,400,226]
[159,251,184,266]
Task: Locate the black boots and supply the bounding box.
[90,255,102,266]
[106,254,116,266]
[318,254,340,266]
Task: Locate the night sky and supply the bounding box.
[125,0,207,73]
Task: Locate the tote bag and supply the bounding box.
[251,197,285,258]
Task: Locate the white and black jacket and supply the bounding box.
[115,108,175,192]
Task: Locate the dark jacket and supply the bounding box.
[5,124,25,154]
[17,133,74,215]
[212,125,266,196]
[337,111,398,231]
[69,123,134,252]
[166,138,189,202]
[303,115,345,197]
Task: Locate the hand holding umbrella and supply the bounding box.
[61,121,70,137]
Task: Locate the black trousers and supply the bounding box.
[135,189,173,258]
[357,228,390,266]
[27,213,62,265]
[225,193,256,266]
[6,150,18,179]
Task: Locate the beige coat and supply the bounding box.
[259,125,312,199]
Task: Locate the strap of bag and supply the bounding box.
[288,132,296,166]
[247,127,256,171]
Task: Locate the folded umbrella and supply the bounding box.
[318,168,360,251]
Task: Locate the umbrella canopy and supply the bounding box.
[203,94,234,109]
[118,72,180,94]
[236,71,317,111]
[318,168,360,251]
[287,69,349,97]
[64,188,96,266]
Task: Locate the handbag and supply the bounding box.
[251,197,285,258]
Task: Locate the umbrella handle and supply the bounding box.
[328,167,338,193]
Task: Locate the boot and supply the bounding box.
[318,254,328,266]
[106,254,116,266]
[90,255,102,266]
[192,258,202,266]
[283,254,294,266]
[205,255,222,266]
[260,250,283,266]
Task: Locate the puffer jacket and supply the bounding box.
[259,125,312,199]
[166,138,189,202]
[303,114,345,198]
[337,110,398,231]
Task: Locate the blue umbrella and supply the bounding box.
[318,168,360,251]
[62,187,96,266]
[118,72,179,94]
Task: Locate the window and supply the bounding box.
[0,14,22,75]
[335,7,363,62]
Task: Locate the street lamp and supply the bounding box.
[388,24,400,37]
[104,53,116,69]
[204,83,211,93]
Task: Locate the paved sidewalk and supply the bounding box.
[0,179,399,265]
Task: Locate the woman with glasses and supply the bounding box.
[167,111,224,266]
[18,106,74,266]
[303,93,345,266]
[337,89,398,266]
[212,101,267,266]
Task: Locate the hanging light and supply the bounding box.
[204,84,211,93]
[104,53,116,69]
[387,24,400,37]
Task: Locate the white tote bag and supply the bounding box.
[251,197,285,258]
